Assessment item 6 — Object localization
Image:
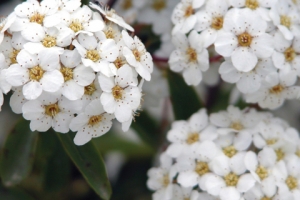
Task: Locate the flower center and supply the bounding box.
[275,148,284,161]
[186,133,199,144]
[256,166,268,180]
[261,197,271,200]
[9,49,20,64]
[184,5,194,18]
[42,35,56,48]
[195,161,209,176]
[186,47,197,63]
[286,176,298,190]
[30,13,44,24]
[284,47,296,62]
[296,149,300,157]
[162,175,169,187]
[84,82,96,96]
[280,15,291,29]
[238,32,252,47]
[133,49,141,62]
[29,66,44,81]
[88,115,102,126]
[104,26,116,39]
[60,66,74,82]
[223,146,237,158]
[269,85,284,94]
[152,0,166,11]
[114,57,126,69]
[122,0,132,10]
[224,173,239,186]
[211,17,223,30]
[112,85,124,100]
[266,138,277,145]
[69,20,83,33]
[245,0,259,10]
[45,103,60,117]
[230,122,244,131]
[86,50,100,62]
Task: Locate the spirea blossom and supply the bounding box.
[0,0,154,145]
[169,0,300,109]
[147,106,300,200]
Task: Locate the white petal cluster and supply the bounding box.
[147,105,300,200]
[169,0,300,109]
[0,0,154,145]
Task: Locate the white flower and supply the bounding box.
[147,153,175,200]
[22,91,82,133]
[0,12,16,44]
[171,0,205,34]
[23,26,72,55]
[72,33,118,76]
[57,0,81,13]
[194,0,229,47]
[11,0,60,38]
[172,185,201,200]
[89,2,134,32]
[5,49,64,100]
[219,58,276,94]
[70,99,115,146]
[229,0,277,21]
[80,76,103,110]
[99,65,141,123]
[60,49,96,100]
[243,183,276,200]
[175,141,222,190]
[272,31,300,75]
[214,8,273,72]
[245,71,300,110]
[169,30,209,86]
[166,109,217,158]
[122,30,153,81]
[138,0,177,35]
[244,150,277,197]
[59,5,105,36]
[9,87,27,114]
[269,0,300,40]
[205,153,256,200]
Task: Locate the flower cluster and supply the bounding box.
[169,0,300,110]
[147,105,300,200]
[0,0,153,145]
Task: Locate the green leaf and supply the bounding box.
[57,132,111,200]
[167,70,202,120]
[131,111,159,148]
[0,184,34,200]
[0,119,38,187]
